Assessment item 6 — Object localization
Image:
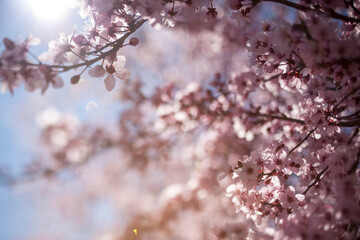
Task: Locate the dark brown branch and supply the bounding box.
[264,73,282,82]
[336,109,360,120]
[348,127,359,145]
[242,110,306,125]
[303,166,329,195]
[288,127,317,155]
[337,119,360,127]
[334,86,360,111]
[242,109,359,128]
[347,150,360,175]
[261,0,360,23]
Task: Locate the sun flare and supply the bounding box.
[27,0,74,21]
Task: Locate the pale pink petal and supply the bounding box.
[295,194,305,201]
[287,186,295,195]
[41,83,50,95]
[278,192,288,207]
[26,35,41,46]
[113,55,126,69]
[104,74,115,91]
[115,69,130,80]
[52,76,64,88]
[89,65,106,78]
[217,171,228,181]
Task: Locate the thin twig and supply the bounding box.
[337,119,360,127]
[347,150,360,175]
[243,109,360,128]
[264,73,282,82]
[242,110,306,125]
[19,19,147,73]
[348,127,359,145]
[334,86,360,111]
[288,127,317,155]
[303,166,328,195]
[336,110,360,120]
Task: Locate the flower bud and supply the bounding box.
[71,75,81,84]
[129,37,139,46]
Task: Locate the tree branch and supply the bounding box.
[288,127,317,155]
[261,0,360,23]
[336,109,360,120]
[20,19,147,73]
[337,119,360,127]
[347,127,359,145]
[303,166,328,195]
[345,0,360,15]
[334,86,360,111]
[264,73,282,82]
[242,110,306,125]
[347,150,360,175]
[242,109,359,128]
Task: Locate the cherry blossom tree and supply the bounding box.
[1,0,360,239]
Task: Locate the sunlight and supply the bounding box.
[27,0,74,21]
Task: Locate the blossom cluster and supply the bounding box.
[1,0,360,239]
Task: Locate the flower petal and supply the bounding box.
[89,65,106,78]
[114,55,126,68]
[104,74,115,91]
[52,76,64,88]
[116,69,130,80]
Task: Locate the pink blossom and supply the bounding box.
[89,56,129,91]
[0,0,359,239]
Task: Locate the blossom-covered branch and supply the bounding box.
[303,166,329,195]
[20,19,146,73]
[262,0,360,23]
[0,0,359,239]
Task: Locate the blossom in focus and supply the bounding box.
[89,55,130,91]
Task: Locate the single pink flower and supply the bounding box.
[88,56,130,91]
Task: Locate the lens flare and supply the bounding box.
[86,101,99,111]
